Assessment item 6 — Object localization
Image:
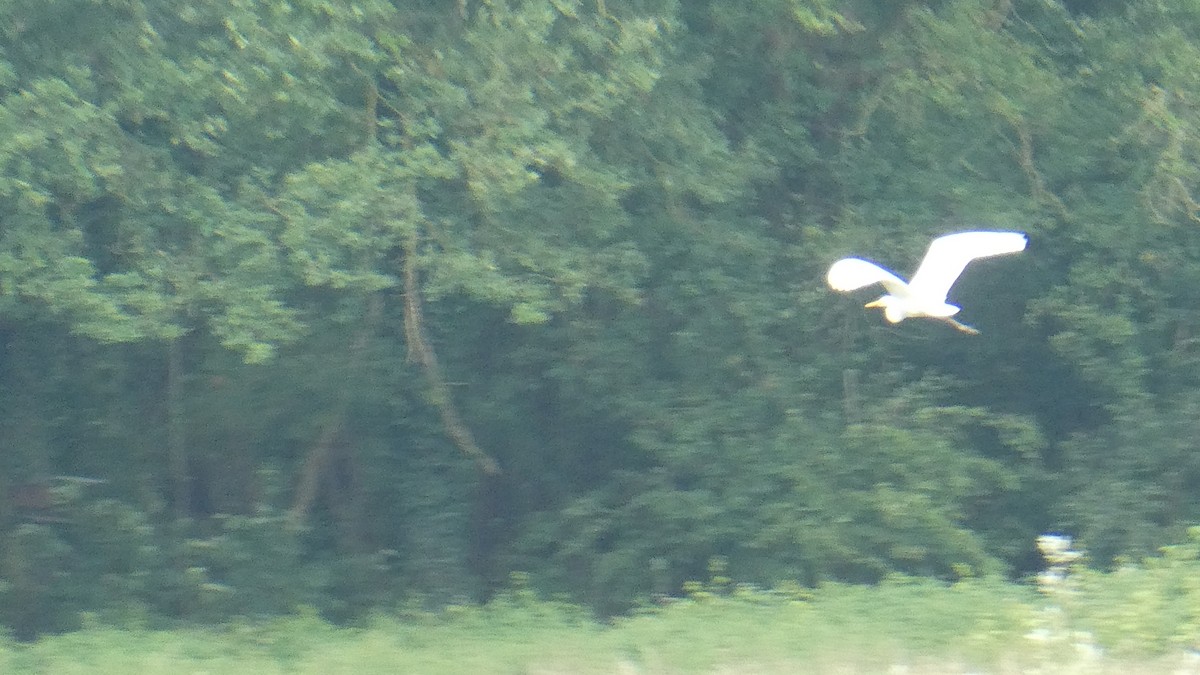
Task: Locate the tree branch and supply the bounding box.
[403,231,500,475]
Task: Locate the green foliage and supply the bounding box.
[16,568,1200,674]
[0,524,81,640]
[8,0,1200,641]
[1057,395,1200,564]
[177,511,321,621]
[504,373,1039,612]
[0,495,169,639]
[1068,528,1200,655]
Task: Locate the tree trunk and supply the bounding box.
[166,339,188,520]
[403,231,500,475]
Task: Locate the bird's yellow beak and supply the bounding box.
[864,299,884,309]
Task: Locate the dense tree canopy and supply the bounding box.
[3,0,1200,637]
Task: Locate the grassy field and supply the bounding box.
[4,564,1200,674]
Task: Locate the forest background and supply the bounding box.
[2,0,1200,641]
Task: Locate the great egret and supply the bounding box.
[826,231,1027,334]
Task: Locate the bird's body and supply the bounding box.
[826,231,1027,334]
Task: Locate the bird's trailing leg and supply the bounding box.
[941,317,980,335]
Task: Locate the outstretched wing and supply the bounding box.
[908,231,1026,301]
[826,258,909,296]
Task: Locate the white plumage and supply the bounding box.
[827,231,1027,334]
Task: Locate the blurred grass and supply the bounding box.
[3,572,1200,674]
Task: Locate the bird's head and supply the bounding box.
[864,296,907,323]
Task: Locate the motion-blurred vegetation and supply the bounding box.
[7,533,1200,672]
[3,0,1200,644]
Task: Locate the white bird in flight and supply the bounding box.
[826,231,1027,334]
